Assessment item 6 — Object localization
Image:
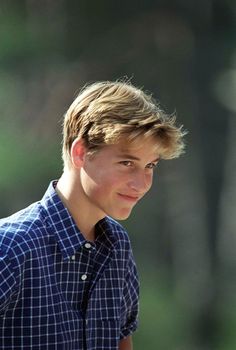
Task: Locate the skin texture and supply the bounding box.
[56,137,160,348]
[119,335,133,350]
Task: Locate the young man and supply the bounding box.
[0,81,185,349]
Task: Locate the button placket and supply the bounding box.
[84,242,92,249]
[81,274,87,281]
[77,242,96,282]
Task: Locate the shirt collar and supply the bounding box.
[40,180,87,260]
[40,181,118,260]
[95,217,119,249]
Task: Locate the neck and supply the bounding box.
[55,171,102,242]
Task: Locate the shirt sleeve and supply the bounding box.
[0,249,17,314]
[120,249,140,339]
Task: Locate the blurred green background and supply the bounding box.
[0,1,236,349]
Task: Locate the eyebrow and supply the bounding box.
[117,153,160,163]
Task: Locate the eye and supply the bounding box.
[119,161,133,167]
[146,162,158,169]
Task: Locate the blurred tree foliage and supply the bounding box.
[0,0,236,349]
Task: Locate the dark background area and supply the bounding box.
[0,1,236,349]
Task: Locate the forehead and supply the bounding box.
[98,137,161,161]
[88,138,160,164]
[117,136,159,153]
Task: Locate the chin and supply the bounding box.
[111,211,132,221]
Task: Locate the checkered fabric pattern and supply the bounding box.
[0,181,139,349]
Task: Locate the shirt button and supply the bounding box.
[71,255,76,260]
[85,242,92,249]
[81,274,87,281]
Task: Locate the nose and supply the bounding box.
[128,170,152,193]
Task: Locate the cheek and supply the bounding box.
[80,169,121,197]
[95,175,122,195]
[145,173,154,191]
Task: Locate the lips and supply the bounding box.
[117,193,140,203]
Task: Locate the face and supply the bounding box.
[79,138,160,221]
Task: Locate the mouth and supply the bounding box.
[117,193,140,203]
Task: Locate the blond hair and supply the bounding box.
[62,80,186,167]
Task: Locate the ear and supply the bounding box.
[70,138,87,168]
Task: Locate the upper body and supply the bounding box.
[0,181,139,349]
[0,80,186,349]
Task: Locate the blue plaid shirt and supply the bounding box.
[0,181,139,349]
